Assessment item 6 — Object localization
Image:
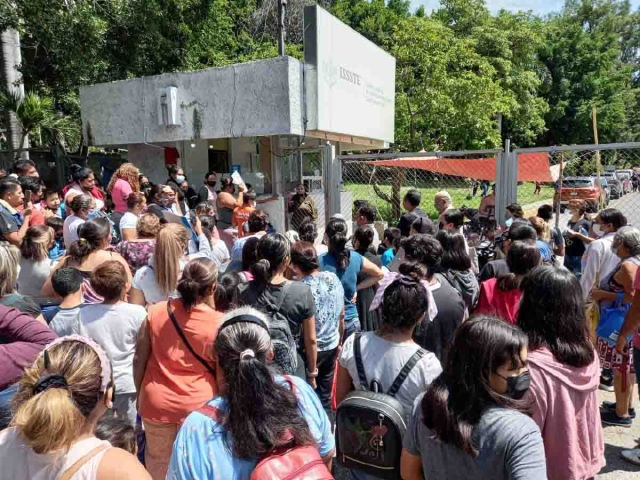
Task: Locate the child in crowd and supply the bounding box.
[41,189,63,219]
[381,227,401,267]
[48,267,83,331]
[45,216,65,261]
[95,415,137,455]
[232,191,256,238]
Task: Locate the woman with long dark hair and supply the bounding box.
[474,241,540,324]
[518,266,603,480]
[165,165,188,215]
[238,234,317,377]
[319,218,383,338]
[290,241,344,410]
[436,229,479,311]
[166,307,334,480]
[352,225,383,331]
[401,317,546,479]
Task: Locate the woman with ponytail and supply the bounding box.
[42,218,132,304]
[166,307,334,480]
[400,317,546,480]
[238,233,318,378]
[319,218,384,339]
[134,257,223,480]
[0,336,150,480]
[18,225,57,307]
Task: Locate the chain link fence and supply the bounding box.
[340,151,506,228]
[514,144,640,227]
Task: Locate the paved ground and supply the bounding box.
[597,389,640,479]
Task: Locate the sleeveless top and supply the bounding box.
[217,206,234,229]
[605,256,640,293]
[0,428,111,480]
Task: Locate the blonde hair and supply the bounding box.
[11,340,105,454]
[154,223,190,295]
[0,243,20,296]
[137,213,162,239]
[528,216,551,243]
[21,225,53,262]
[107,163,140,193]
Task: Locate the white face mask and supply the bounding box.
[593,224,604,237]
[175,175,186,184]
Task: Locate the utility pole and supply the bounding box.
[277,0,287,57]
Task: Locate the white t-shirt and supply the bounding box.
[132,259,186,305]
[50,306,81,337]
[209,240,230,266]
[339,332,442,416]
[69,302,146,394]
[119,211,139,232]
[63,215,85,249]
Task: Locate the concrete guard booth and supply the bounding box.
[79,5,396,242]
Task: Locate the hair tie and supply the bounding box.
[260,259,271,270]
[78,238,88,245]
[240,349,255,360]
[33,374,68,395]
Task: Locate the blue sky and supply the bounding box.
[411,0,640,15]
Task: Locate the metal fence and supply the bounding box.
[339,149,502,227]
[513,143,640,227]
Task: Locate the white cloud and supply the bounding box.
[411,0,639,15]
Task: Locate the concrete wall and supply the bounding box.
[80,57,305,147]
[127,143,166,185]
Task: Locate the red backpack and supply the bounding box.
[196,376,334,480]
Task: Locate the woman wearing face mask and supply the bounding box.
[196,171,218,211]
[563,200,592,278]
[63,194,95,249]
[166,166,188,215]
[579,208,627,303]
[146,184,180,223]
[518,266,603,480]
[590,226,640,427]
[64,164,105,212]
[401,317,546,480]
[43,218,133,304]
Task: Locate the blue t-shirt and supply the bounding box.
[166,375,334,480]
[381,248,394,267]
[301,271,344,351]
[319,250,364,324]
[536,240,553,263]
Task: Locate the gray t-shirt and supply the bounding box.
[404,394,547,480]
[50,306,81,336]
[18,258,58,305]
[339,332,442,417]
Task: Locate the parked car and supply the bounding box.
[602,174,623,199]
[554,176,608,213]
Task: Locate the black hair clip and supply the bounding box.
[44,349,51,370]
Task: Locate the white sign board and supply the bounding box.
[304,6,396,143]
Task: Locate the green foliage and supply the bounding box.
[2,0,639,153]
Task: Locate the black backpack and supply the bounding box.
[336,333,426,479]
[258,282,298,375]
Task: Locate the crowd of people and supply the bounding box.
[0,159,639,480]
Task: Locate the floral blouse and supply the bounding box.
[118,239,156,275]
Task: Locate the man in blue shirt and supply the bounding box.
[0,178,32,247]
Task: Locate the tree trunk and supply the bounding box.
[1,27,28,164]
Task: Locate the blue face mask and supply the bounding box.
[87,209,99,219]
[505,217,514,228]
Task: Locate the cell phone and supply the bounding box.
[23,190,32,209]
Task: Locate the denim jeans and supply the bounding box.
[564,256,583,279]
[344,319,362,340]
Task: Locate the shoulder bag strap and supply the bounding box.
[273,281,291,313]
[387,349,427,397]
[353,332,369,390]
[167,301,217,377]
[58,444,111,480]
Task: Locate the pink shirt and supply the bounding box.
[475,278,522,324]
[632,268,640,347]
[111,178,133,213]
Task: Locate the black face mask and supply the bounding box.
[499,370,530,399]
[140,182,150,190]
[207,180,217,187]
